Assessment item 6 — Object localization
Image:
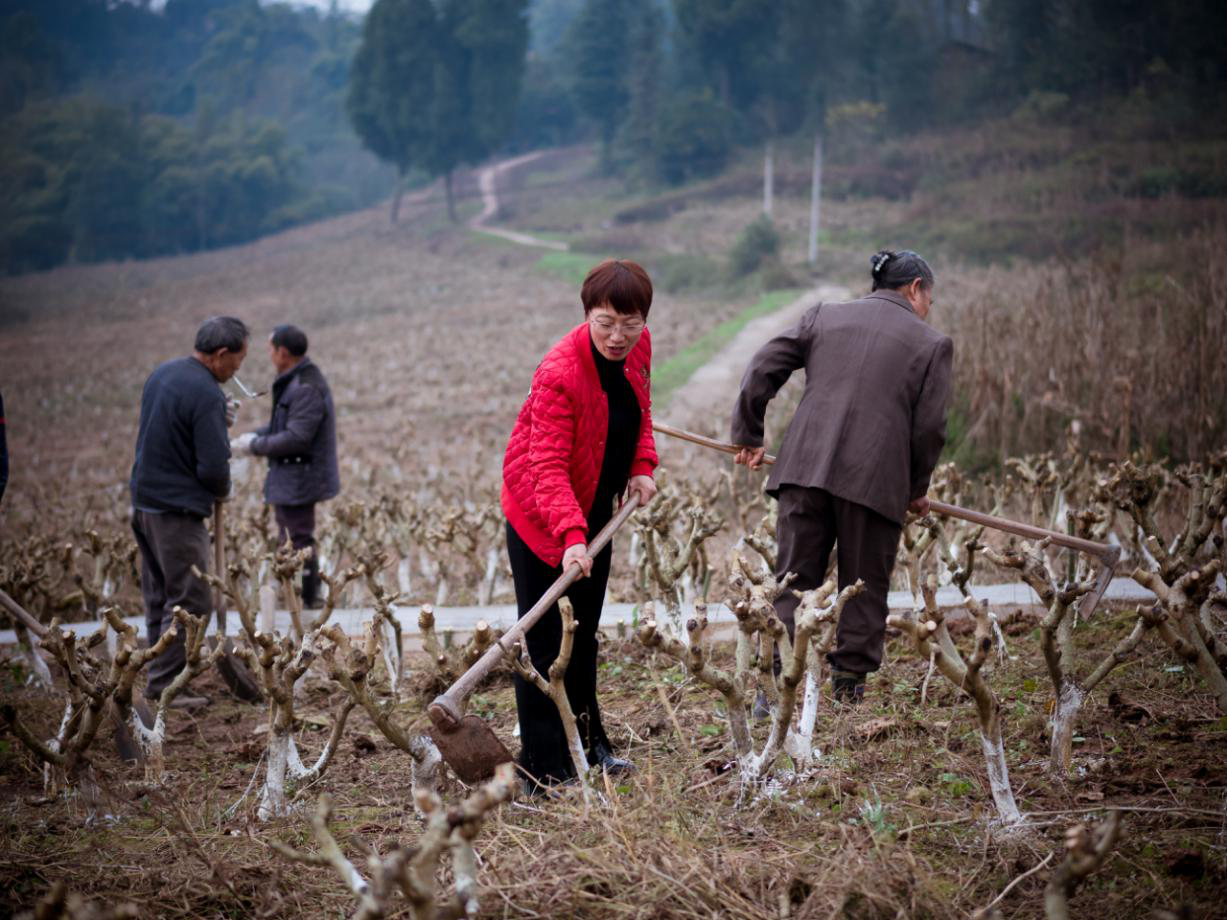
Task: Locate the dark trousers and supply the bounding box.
[274,503,319,604]
[507,522,613,784]
[773,486,903,675]
[131,510,213,696]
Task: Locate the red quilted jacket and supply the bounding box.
[502,322,657,566]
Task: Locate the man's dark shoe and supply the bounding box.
[831,670,866,705]
[302,596,325,610]
[590,741,635,776]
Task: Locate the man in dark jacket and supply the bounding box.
[130,315,249,701]
[233,324,339,607]
[731,250,952,702]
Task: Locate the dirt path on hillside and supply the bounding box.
[664,282,851,431]
[469,151,569,251]
[469,152,851,433]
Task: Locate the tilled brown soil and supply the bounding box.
[2,602,1224,919]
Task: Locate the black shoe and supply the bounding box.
[590,741,635,776]
[302,595,325,610]
[831,670,866,704]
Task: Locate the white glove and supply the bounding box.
[224,395,242,428]
[230,432,257,456]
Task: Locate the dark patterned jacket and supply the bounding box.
[252,358,340,507]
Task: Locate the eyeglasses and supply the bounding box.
[589,315,646,336]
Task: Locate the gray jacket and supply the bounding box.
[731,290,953,525]
[252,358,340,507]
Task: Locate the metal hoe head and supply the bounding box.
[428,706,515,785]
[1077,545,1122,620]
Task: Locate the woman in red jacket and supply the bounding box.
[501,258,658,790]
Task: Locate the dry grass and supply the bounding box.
[1,602,1224,918]
[935,225,1227,467]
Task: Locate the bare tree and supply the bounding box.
[196,561,360,819]
[1044,812,1124,920]
[1103,460,1227,711]
[1,610,178,814]
[271,762,517,920]
[508,597,591,792]
[639,552,862,785]
[318,620,444,805]
[888,576,1024,827]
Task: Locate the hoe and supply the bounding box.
[427,496,643,783]
[427,422,1119,783]
[650,421,1120,619]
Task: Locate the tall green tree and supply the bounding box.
[429,0,530,218]
[618,0,665,179]
[673,0,774,111]
[348,0,528,222]
[564,0,645,172]
[346,0,441,221]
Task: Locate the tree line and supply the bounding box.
[3,0,1224,273]
[0,0,390,274]
[498,0,1227,185]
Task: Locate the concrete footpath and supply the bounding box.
[0,579,1157,650]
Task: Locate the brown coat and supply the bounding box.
[731,290,953,525]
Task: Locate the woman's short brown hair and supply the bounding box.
[580,259,653,319]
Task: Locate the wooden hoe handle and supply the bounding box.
[428,495,644,730]
[650,421,1119,563]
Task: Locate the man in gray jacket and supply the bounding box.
[233,324,339,607]
[731,250,952,702]
[131,315,249,701]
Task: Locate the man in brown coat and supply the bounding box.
[731,250,952,701]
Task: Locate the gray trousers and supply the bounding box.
[773,485,903,675]
[131,510,213,696]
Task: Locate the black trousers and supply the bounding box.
[507,521,614,784]
[773,485,903,675]
[131,510,213,696]
[275,503,319,604]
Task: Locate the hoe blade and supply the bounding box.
[429,715,515,785]
[211,636,264,702]
[1077,546,1121,621]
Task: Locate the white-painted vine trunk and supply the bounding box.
[1050,683,1086,775]
[782,671,822,769]
[130,709,168,783]
[259,727,294,820]
[21,632,53,688]
[981,727,1023,827]
[479,547,498,606]
[380,617,403,695]
[409,734,443,808]
[397,557,413,596]
[43,702,73,796]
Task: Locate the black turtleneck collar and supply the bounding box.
[590,336,626,390]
